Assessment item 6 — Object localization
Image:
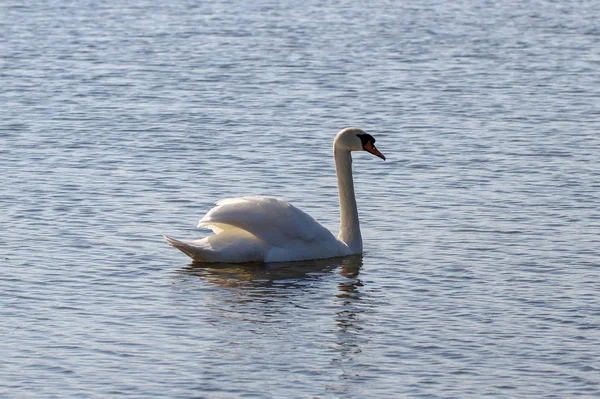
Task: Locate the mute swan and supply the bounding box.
[164,127,385,263]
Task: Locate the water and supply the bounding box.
[2,0,599,397]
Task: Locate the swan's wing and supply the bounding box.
[164,228,267,263]
[198,196,337,247]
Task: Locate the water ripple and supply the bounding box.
[2,0,600,397]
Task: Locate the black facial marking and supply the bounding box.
[357,133,375,149]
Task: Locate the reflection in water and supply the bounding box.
[337,261,363,301]
[179,255,364,291]
[177,255,367,391]
[332,257,366,388]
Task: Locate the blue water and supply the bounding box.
[2,0,600,397]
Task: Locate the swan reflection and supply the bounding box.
[175,254,367,389]
[179,254,363,291]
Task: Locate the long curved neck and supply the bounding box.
[334,147,362,253]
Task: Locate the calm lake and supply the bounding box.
[2,0,599,397]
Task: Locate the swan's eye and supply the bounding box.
[357,133,375,150]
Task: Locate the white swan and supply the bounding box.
[164,127,385,263]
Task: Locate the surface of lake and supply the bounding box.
[1,0,599,397]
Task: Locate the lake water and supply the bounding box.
[2,0,599,397]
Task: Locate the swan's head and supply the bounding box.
[334,127,386,160]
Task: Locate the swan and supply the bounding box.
[164,127,385,263]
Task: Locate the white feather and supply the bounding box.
[199,196,336,247]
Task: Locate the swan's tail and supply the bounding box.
[164,232,266,263]
[163,235,203,259]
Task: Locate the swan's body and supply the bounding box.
[165,196,350,263]
[165,127,385,263]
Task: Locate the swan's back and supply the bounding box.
[201,196,335,246]
[199,196,348,262]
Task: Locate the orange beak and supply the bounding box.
[364,141,386,160]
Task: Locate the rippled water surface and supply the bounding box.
[2,0,600,397]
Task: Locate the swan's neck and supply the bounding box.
[334,148,362,253]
